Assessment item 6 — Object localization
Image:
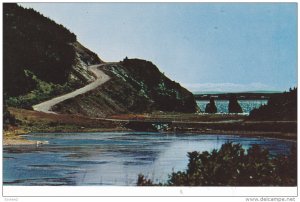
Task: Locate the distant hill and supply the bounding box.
[239,90,283,94]
[193,91,226,95]
[193,90,282,95]
[194,92,282,100]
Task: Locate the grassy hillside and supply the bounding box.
[3,3,78,96]
[3,3,102,109]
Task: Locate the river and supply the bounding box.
[3,132,295,186]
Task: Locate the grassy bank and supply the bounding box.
[3,108,297,146]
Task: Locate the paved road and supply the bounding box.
[33,64,110,114]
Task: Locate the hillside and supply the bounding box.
[4,3,198,117]
[52,58,199,116]
[4,3,102,108]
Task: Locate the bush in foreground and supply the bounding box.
[137,143,296,186]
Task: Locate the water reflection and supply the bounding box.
[3,132,295,186]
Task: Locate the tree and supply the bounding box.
[249,87,297,121]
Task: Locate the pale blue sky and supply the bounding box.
[20,3,297,92]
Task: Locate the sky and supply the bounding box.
[20,3,297,92]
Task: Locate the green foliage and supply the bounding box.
[249,87,297,121]
[3,3,76,96]
[120,58,198,113]
[6,70,79,109]
[137,174,156,186]
[137,143,297,186]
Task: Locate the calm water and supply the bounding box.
[197,100,268,114]
[3,132,294,186]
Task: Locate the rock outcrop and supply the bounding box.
[205,97,217,113]
[53,59,199,116]
[228,95,243,113]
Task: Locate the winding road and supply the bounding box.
[32,64,110,114]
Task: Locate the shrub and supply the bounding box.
[137,143,297,186]
[249,87,297,121]
[137,174,155,186]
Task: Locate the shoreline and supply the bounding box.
[169,130,297,142]
[4,107,297,146]
[3,128,296,146]
[4,137,36,146]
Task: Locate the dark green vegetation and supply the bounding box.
[120,58,198,113]
[137,143,297,186]
[249,88,297,121]
[4,3,101,108]
[4,3,75,96]
[53,58,199,116]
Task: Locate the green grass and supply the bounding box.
[6,70,81,109]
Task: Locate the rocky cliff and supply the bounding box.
[53,58,199,116]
